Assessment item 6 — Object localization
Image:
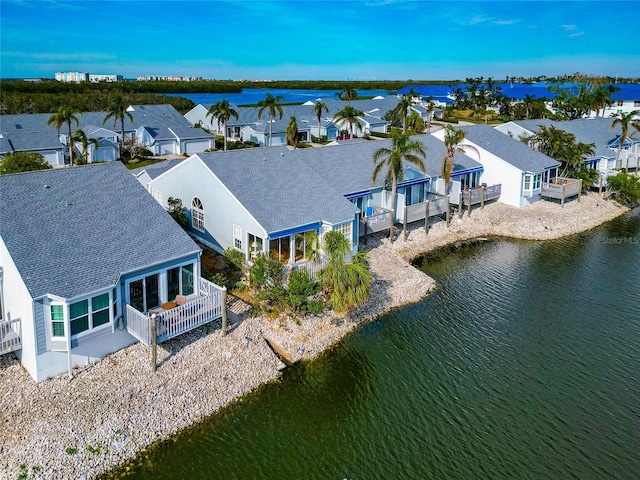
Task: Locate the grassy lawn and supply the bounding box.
[124,157,169,170]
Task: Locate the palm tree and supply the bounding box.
[372,131,427,242]
[333,105,364,139]
[103,95,133,158]
[441,126,480,226]
[207,99,239,151]
[391,96,412,133]
[312,100,328,141]
[48,106,80,166]
[338,86,357,105]
[286,116,299,149]
[423,95,435,134]
[256,93,284,147]
[72,129,99,165]
[522,93,536,120]
[612,110,639,171]
[320,230,371,313]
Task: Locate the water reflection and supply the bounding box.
[108,210,640,479]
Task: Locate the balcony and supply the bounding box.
[541,177,582,206]
[0,318,21,355]
[360,206,393,235]
[126,278,225,346]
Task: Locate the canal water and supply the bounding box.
[110,209,640,479]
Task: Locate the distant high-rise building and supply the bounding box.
[89,74,124,82]
[136,75,203,82]
[55,71,89,82]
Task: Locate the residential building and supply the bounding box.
[0,162,208,382]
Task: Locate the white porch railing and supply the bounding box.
[0,318,21,355]
[126,278,225,346]
[461,184,502,206]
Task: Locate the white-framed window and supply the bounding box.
[50,304,65,338]
[192,197,205,232]
[248,233,264,259]
[333,222,352,247]
[233,224,242,250]
[167,263,195,298]
[69,292,111,336]
[523,173,542,197]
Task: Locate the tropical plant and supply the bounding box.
[391,96,412,133]
[256,93,284,147]
[103,95,133,158]
[167,196,189,228]
[333,105,364,139]
[524,125,596,182]
[72,129,98,165]
[286,116,299,148]
[612,110,639,171]
[338,86,357,105]
[606,172,640,207]
[441,126,480,226]
[286,269,320,313]
[0,151,52,174]
[206,99,238,151]
[372,131,426,242]
[47,106,80,166]
[312,100,329,142]
[319,231,371,313]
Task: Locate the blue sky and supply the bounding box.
[1,0,638,80]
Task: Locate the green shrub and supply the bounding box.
[285,269,319,312]
[250,253,284,289]
[208,272,227,287]
[607,172,640,207]
[223,247,245,270]
[307,299,325,315]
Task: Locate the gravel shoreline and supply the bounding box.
[0,193,629,480]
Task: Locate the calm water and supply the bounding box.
[110,209,640,479]
[166,88,393,106]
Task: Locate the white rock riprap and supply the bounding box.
[0,193,628,479]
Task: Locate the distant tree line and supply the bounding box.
[1,89,195,115]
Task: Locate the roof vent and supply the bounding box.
[44,184,50,189]
[280,152,284,156]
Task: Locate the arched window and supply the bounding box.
[191,197,205,232]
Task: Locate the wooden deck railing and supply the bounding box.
[359,206,393,236]
[0,318,21,355]
[126,278,225,346]
[461,184,502,206]
[541,177,582,206]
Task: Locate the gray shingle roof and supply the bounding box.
[299,134,481,195]
[462,125,560,172]
[0,131,63,153]
[197,149,359,233]
[192,134,480,233]
[0,162,200,299]
[504,118,624,158]
[0,104,192,137]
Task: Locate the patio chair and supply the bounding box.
[174,295,187,306]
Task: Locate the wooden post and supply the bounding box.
[403,206,408,241]
[599,173,603,197]
[578,180,582,202]
[481,186,485,209]
[221,286,228,337]
[151,313,157,373]
[445,196,450,227]
[425,201,430,234]
[458,192,463,219]
[467,192,472,217]
[561,184,565,208]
